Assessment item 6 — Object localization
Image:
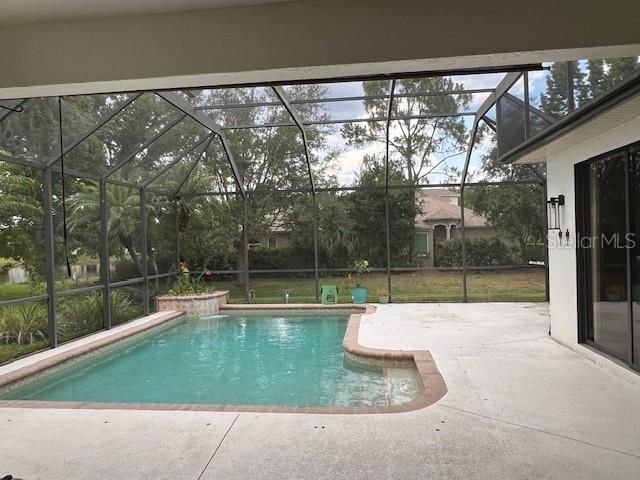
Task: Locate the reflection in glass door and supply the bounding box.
[586,151,629,360]
[630,147,640,365]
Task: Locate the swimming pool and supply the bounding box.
[0,312,422,408]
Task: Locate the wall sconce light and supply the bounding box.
[547,195,565,231]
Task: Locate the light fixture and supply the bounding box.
[547,195,565,231]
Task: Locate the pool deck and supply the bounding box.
[2,302,640,479]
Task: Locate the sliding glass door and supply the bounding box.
[577,142,638,369]
[630,146,640,365]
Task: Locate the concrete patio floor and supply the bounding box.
[2,303,640,479]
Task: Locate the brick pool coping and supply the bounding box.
[0,305,447,414]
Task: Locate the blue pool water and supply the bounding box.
[0,313,420,407]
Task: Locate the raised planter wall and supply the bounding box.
[156,290,229,316]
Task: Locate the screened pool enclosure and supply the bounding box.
[3,58,634,360]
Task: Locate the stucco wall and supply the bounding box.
[546,113,640,347]
[0,0,639,97]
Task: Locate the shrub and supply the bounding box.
[113,258,142,281]
[435,238,519,267]
[57,290,142,340]
[168,276,215,296]
[525,244,546,263]
[0,302,48,345]
[110,289,140,325]
[248,246,315,270]
[57,292,104,342]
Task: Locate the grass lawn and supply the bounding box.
[0,269,546,305]
[0,340,49,364]
[213,268,546,304]
[0,276,102,301]
[0,282,33,301]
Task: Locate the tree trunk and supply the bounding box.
[120,234,144,277]
[518,237,527,264]
[235,229,246,288]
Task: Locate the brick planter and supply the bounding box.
[156,290,229,316]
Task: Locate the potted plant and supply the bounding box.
[346,259,370,304]
[376,287,389,304]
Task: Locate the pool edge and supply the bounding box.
[0,305,447,415]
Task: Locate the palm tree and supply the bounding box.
[0,161,46,279]
[67,180,145,276]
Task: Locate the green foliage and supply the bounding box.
[349,259,371,288]
[349,159,417,266]
[0,303,48,345]
[541,58,639,117]
[525,244,546,263]
[342,79,470,183]
[434,239,519,267]
[466,184,544,262]
[539,62,575,118]
[352,259,371,276]
[57,292,104,342]
[111,290,142,326]
[113,258,141,281]
[249,246,315,270]
[168,276,215,296]
[57,290,141,340]
[0,162,45,278]
[0,257,20,275]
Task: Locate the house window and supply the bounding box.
[268,237,277,249]
[415,232,428,256]
[86,264,98,275]
[433,224,447,241]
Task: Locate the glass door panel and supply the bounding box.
[588,151,629,359]
[630,147,640,365]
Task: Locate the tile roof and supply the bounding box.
[415,189,488,228]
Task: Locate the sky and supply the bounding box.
[307,68,550,186]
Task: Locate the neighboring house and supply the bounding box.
[259,213,291,249]
[260,189,497,267]
[414,189,498,267]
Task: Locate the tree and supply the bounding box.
[465,146,544,262]
[541,57,639,117]
[604,57,639,89]
[66,182,144,273]
[348,156,417,267]
[342,79,471,184]
[0,163,45,278]
[173,86,337,280]
[587,59,609,98]
[539,62,588,117]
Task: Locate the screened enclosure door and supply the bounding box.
[577,143,639,367]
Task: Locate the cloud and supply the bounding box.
[330,141,385,185]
